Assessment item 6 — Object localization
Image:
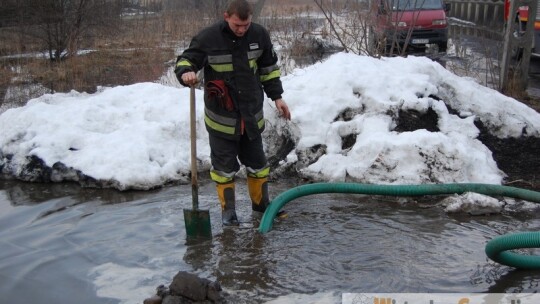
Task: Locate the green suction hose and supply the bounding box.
[485,232,540,269]
[258,182,540,269]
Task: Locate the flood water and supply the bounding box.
[1,177,539,304]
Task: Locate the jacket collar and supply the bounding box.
[220,20,251,39]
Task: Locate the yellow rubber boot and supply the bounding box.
[247,176,269,213]
[216,182,238,226]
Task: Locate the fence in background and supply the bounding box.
[446,0,505,32]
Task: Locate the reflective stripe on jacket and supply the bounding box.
[175,21,283,140]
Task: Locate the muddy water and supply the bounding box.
[0,178,539,304]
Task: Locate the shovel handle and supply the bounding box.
[190,86,199,209]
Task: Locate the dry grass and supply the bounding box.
[262,0,355,14]
[25,48,172,93]
[262,0,318,14]
[518,94,540,113]
[498,68,540,113]
[0,13,193,105]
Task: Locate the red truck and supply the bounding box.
[504,0,540,57]
[371,0,450,54]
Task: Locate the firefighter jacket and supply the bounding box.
[175,20,284,140]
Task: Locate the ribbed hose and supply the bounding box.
[485,232,540,269]
[258,183,540,269]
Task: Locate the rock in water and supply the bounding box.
[168,271,222,302]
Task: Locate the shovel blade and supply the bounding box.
[184,209,212,240]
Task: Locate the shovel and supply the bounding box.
[183,86,212,240]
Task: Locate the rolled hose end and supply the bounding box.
[485,231,540,269]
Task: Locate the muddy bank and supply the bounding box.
[395,105,540,191]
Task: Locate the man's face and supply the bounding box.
[224,13,252,37]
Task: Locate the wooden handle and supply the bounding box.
[190,86,199,208]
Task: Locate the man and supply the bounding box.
[175,0,291,226]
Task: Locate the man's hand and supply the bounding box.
[181,71,198,86]
[274,99,291,120]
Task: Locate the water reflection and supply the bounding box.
[0,178,164,206]
[483,267,540,292]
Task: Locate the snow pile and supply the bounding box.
[1,52,540,191]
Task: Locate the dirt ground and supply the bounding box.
[396,101,540,191]
[490,96,540,191]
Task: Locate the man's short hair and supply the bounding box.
[227,0,253,20]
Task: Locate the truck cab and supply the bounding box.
[371,0,450,54]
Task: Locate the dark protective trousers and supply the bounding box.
[209,132,267,177]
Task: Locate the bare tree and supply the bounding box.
[202,0,229,21]
[314,0,444,57]
[253,0,266,22]
[313,0,351,53]
[18,0,125,61]
[0,0,20,27]
[310,0,380,56]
